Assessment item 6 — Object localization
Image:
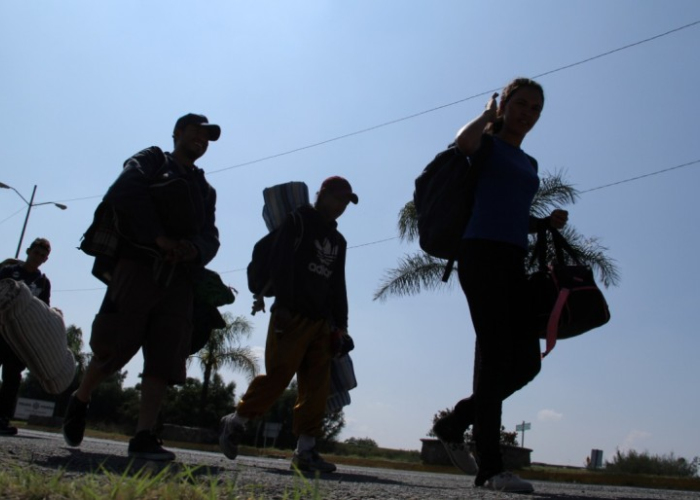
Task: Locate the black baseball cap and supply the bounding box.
[173,113,221,141]
[320,176,359,204]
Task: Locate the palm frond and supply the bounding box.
[397,201,418,243]
[218,347,260,381]
[530,170,578,218]
[378,171,619,302]
[373,252,456,301]
[193,313,260,380]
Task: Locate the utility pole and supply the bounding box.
[15,185,38,259]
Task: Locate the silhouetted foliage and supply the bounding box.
[160,375,236,430]
[605,449,699,477]
[190,313,258,413]
[375,172,620,301]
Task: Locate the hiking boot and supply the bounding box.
[219,414,245,460]
[0,416,18,436]
[128,430,176,461]
[433,410,468,443]
[291,448,337,473]
[62,393,88,447]
[441,441,478,475]
[484,471,534,493]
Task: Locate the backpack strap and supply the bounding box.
[290,209,304,251]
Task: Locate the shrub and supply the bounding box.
[428,409,519,446]
[605,449,699,477]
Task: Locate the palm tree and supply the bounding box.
[66,325,88,378]
[190,313,259,410]
[374,171,620,301]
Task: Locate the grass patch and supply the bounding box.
[0,462,325,500]
[522,465,700,492]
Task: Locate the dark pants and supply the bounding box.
[457,239,541,479]
[0,336,25,418]
[89,258,194,385]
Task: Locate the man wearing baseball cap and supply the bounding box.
[63,113,221,461]
[172,113,221,142]
[0,237,52,436]
[220,176,358,473]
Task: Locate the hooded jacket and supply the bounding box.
[269,205,348,329]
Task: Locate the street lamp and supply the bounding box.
[0,183,68,258]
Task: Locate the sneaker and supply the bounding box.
[219,414,245,460]
[128,430,176,461]
[62,393,88,447]
[484,471,534,493]
[291,448,337,473]
[441,441,478,475]
[0,416,18,436]
[432,411,468,443]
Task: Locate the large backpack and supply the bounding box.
[247,182,309,303]
[79,146,166,284]
[413,136,494,281]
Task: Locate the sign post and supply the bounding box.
[515,421,531,447]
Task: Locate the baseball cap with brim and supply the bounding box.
[173,113,221,141]
[320,176,359,204]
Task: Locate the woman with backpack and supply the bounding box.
[432,78,568,493]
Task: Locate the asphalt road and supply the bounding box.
[1,429,698,499]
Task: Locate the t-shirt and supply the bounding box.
[463,136,539,250]
[0,264,51,305]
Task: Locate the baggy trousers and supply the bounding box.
[236,312,332,437]
[89,258,193,385]
[458,239,541,477]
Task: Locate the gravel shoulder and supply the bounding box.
[1,429,698,500]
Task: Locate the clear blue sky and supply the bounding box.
[2,1,699,467]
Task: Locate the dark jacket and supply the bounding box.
[104,147,219,271]
[0,264,51,305]
[270,205,349,329]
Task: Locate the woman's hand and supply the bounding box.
[455,92,499,155]
[548,209,569,229]
[484,92,499,123]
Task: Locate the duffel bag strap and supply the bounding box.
[543,288,570,358]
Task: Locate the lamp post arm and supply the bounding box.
[32,201,68,209]
[6,185,31,206]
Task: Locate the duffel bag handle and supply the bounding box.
[530,226,582,270]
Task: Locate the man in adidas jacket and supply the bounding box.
[220,176,358,474]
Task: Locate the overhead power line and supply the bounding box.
[0,207,26,226]
[208,19,700,175]
[53,194,102,203]
[12,18,698,210]
[579,159,700,193]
